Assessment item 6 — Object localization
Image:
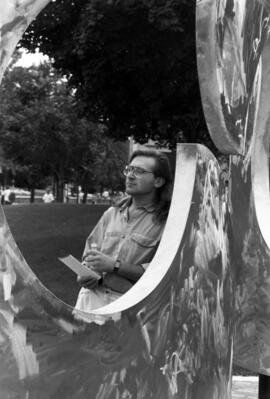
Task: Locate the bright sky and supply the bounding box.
[15,50,49,67]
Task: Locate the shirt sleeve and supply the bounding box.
[82,208,111,260]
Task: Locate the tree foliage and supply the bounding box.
[0,60,126,200]
[20,0,216,152]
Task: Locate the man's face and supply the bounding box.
[125,156,158,196]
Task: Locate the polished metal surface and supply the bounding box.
[197,0,268,155]
[1,0,270,397]
[197,0,270,377]
[0,0,50,83]
[0,142,233,398]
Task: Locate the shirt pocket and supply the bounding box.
[131,233,158,248]
[128,233,159,265]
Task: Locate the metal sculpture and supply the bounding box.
[0,0,269,398]
[197,0,270,376]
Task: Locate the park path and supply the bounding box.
[232,377,258,399]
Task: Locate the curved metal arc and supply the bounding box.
[91,143,198,316]
[252,38,270,250]
[0,142,234,397]
[196,0,242,154]
[0,143,198,322]
[0,0,51,84]
[242,34,270,376]
[196,0,267,157]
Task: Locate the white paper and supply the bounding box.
[58,255,101,279]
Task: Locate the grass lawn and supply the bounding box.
[4,203,108,306]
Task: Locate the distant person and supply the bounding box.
[2,186,13,205]
[43,188,54,203]
[74,149,173,323]
[102,189,109,199]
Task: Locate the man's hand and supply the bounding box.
[76,250,114,289]
[83,249,114,273]
[77,274,101,289]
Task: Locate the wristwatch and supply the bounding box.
[114,259,121,273]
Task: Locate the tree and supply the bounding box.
[66,121,127,202]
[0,63,50,200]
[20,0,216,153]
[0,62,107,200]
[0,59,128,201]
[90,140,128,194]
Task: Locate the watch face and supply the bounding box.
[114,260,120,272]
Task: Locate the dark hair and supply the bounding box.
[129,149,173,221]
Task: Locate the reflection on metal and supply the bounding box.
[1,0,270,397]
[0,0,50,83]
[197,0,270,377]
[197,0,267,155]
[0,142,233,398]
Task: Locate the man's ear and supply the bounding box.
[154,176,165,188]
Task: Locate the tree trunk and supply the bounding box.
[82,192,87,204]
[57,181,64,202]
[54,175,64,202]
[30,188,35,203]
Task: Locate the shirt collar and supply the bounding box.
[119,196,156,213]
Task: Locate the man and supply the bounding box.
[74,149,173,319]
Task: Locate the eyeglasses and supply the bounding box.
[123,165,154,177]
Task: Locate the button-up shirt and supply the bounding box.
[83,197,166,270]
